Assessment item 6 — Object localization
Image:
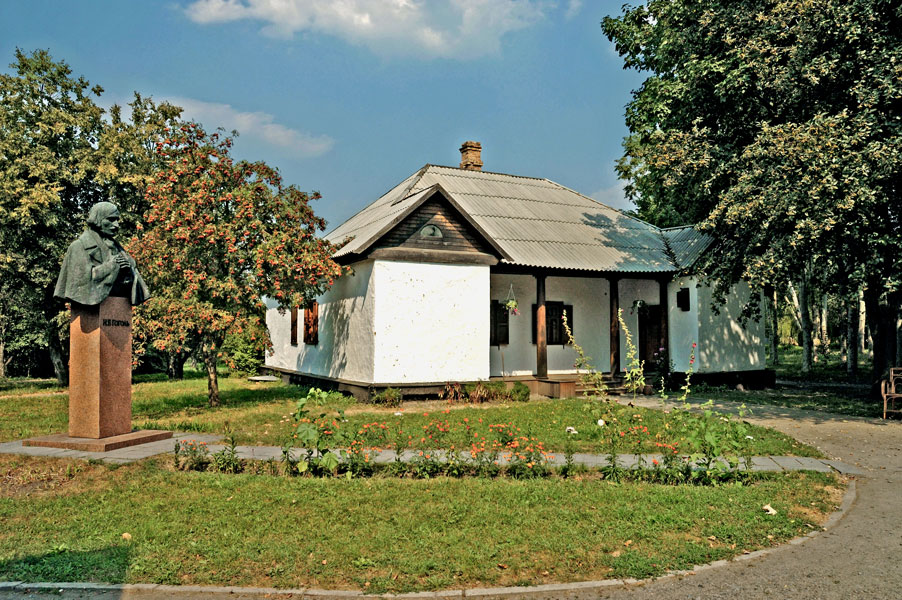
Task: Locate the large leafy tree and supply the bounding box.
[603,0,901,380]
[0,49,106,382]
[0,49,182,382]
[130,123,343,405]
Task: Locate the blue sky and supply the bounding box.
[0,0,645,231]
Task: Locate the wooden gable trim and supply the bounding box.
[343,184,510,264]
[370,192,496,258]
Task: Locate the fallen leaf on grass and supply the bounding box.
[497,564,508,570]
[762,504,778,515]
[611,550,621,557]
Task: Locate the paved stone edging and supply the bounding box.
[0,435,869,475]
[0,480,858,600]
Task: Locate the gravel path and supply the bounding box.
[591,396,902,600]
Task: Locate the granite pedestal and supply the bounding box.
[23,296,170,451]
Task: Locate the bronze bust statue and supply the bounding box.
[54,202,150,306]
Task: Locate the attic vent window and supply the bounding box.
[419,224,443,239]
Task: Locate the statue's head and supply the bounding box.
[87,202,121,239]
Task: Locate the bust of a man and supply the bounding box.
[54,202,150,306]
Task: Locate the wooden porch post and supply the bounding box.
[659,278,669,358]
[536,273,547,378]
[609,276,620,374]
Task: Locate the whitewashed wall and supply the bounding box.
[667,277,700,372]
[265,259,376,383]
[489,274,610,376]
[373,260,490,384]
[697,281,764,372]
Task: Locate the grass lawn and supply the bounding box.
[0,373,820,457]
[0,454,843,593]
[769,344,872,384]
[693,384,883,419]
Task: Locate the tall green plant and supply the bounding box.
[563,312,608,403]
[618,309,646,397]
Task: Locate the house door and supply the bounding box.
[638,305,663,370]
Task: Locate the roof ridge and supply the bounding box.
[659,229,681,269]
[424,163,550,183]
[661,224,699,231]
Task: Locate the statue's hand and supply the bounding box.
[114,254,130,268]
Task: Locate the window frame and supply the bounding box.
[532,301,573,347]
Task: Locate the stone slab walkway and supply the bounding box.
[0,435,867,474]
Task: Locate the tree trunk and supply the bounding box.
[846,297,859,380]
[769,288,780,365]
[896,311,902,368]
[46,321,68,386]
[201,341,220,407]
[795,278,814,374]
[820,295,829,351]
[859,291,868,354]
[167,350,187,380]
[0,339,5,379]
[863,286,900,386]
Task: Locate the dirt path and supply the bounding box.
[593,397,902,600]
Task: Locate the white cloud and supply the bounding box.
[564,0,582,19]
[170,97,334,158]
[589,180,636,212]
[183,0,548,59]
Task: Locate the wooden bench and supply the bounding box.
[880,378,902,419]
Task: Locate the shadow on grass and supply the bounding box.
[0,544,130,584]
[133,370,207,384]
[0,379,63,393]
[687,390,891,424]
[133,384,307,420]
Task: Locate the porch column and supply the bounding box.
[659,278,669,357]
[536,273,547,378]
[609,276,620,373]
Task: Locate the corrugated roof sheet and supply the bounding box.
[661,225,712,269]
[326,164,707,273]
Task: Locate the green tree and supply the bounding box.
[0,49,183,382]
[0,49,106,382]
[129,123,343,405]
[603,0,901,381]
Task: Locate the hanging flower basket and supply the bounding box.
[505,299,519,316]
[504,284,519,316]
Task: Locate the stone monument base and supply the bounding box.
[23,430,172,452]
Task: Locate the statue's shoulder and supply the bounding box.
[71,229,100,251]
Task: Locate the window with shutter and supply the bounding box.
[303,301,319,345]
[532,301,573,346]
[290,306,298,346]
[676,288,690,311]
[490,300,509,346]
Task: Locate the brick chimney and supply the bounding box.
[459,141,483,171]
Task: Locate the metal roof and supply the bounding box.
[661,225,712,270]
[326,164,709,273]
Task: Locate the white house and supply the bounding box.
[265,142,767,399]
